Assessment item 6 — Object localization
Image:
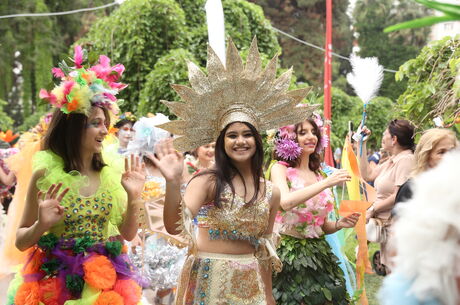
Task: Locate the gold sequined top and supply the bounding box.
[196,182,272,247]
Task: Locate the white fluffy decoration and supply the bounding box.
[391,150,460,305]
[346,54,384,104]
[127,114,170,154]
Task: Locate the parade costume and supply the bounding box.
[273,164,349,305]
[158,37,316,304]
[379,151,460,305]
[126,115,187,303]
[6,151,144,305]
[5,46,146,305]
[0,114,52,276]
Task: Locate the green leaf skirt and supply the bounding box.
[273,235,350,305]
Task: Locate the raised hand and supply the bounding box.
[146,138,184,183]
[337,212,361,229]
[37,183,69,231]
[325,169,351,188]
[122,154,146,200]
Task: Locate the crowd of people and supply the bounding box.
[0,39,458,305]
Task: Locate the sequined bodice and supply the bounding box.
[50,190,118,241]
[197,182,272,247]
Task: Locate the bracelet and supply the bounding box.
[335,219,340,231]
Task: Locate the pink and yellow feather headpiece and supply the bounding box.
[39,46,127,116]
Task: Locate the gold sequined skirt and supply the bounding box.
[176,252,267,305]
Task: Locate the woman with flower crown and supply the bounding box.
[6,46,146,305]
[270,114,360,305]
[148,38,316,305]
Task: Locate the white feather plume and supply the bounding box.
[346,54,384,104]
[386,150,460,305]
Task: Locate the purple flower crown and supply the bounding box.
[274,112,329,161]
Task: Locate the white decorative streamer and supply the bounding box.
[205,0,226,66]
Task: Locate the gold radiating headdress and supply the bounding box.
[159,37,317,152]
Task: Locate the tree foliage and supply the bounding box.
[319,88,393,151]
[248,0,353,90]
[353,0,431,101]
[0,99,15,131]
[396,36,460,130]
[79,0,281,115]
[0,0,113,127]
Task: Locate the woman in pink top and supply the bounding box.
[359,119,415,273]
[270,115,360,305]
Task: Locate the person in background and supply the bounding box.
[114,112,137,155]
[359,119,415,273]
[394,128,458,208]
[379,150,460,305]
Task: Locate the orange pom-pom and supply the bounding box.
[121,245,128,254]
[83,254,117,290]
[94,291,124,305]
[39,277,62,305]
[15,282,40,305]
[113,279,142,305]
[22,247,46,275]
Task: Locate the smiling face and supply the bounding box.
[197,142,215,164]
[116,122,135,148]
[296,120,318,155]
[82,107,109,154]
[223,122,256,164]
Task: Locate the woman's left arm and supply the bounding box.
[259,185,280,305]
[119,155,146,241]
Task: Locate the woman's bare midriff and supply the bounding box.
[196,227,255,254]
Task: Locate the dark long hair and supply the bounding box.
[388,119,415,152]
[44,107,108,172]
[194,122,265,208]
[275,118,322,172]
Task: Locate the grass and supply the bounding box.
[365,273,384,305]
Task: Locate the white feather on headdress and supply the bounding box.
[346,54,384,105]
[127,114,170,154]
[389,150,460,305]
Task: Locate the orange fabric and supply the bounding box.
[83,255,117,290]
[95,291,124,305]
[14,281,40,305]
[341,137,375,305]
[0,140,41,276]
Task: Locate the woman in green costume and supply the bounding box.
[271,115,360,305]
[7,47,146,304]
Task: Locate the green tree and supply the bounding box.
[0,99,15,131]
[396,36,460,130]
[248,0,353,90]
[318,88,393,151]
[353,0,431,101]
[0,0,113,127]
[79,0,281,115]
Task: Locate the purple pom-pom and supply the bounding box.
[275,138,302,160]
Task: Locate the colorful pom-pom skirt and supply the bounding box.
[6,233,145,305]
[176,252,266,305]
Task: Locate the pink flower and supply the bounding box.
[298,211,313,223]
[51,67,65,78]
[39,89,57,106]
[279,125,296,139]
[275,138,302,161]
[313,216,325,226]
[325,202,334,212]
[275,211,284,223]
[74,45,83,68]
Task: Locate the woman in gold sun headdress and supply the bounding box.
[149,37,317,305]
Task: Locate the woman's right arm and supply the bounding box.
[150,139,210,235]
[270,163,350,211]
[16,170,68,251]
